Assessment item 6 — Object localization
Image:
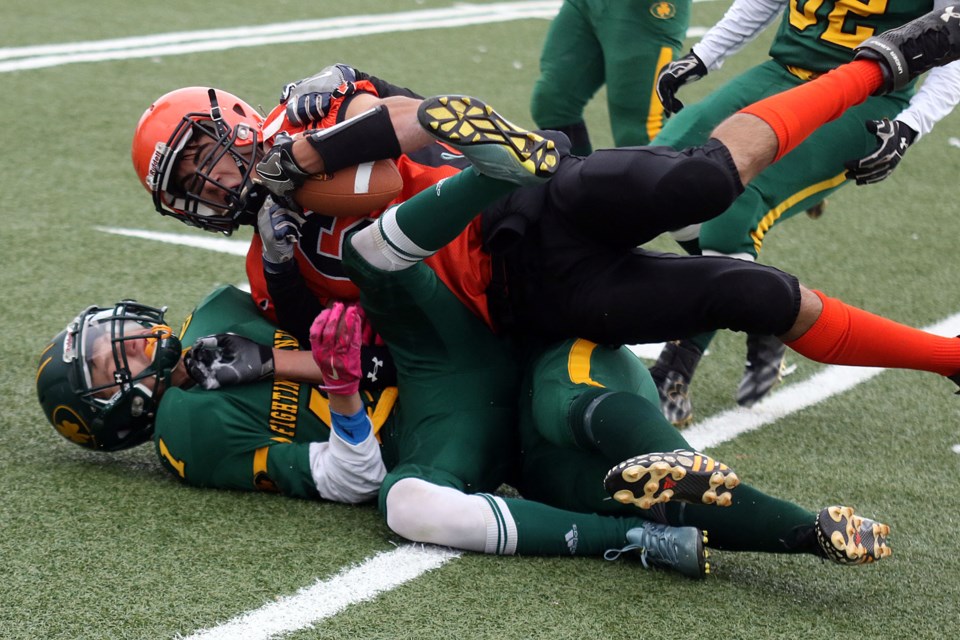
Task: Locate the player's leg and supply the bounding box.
[717,0,960,188]
[599,0,689,146]
[383,475,710,578]
[629,484,891,564]
[520,339,739,511]
[529,0,603,155]
[783,286,960,384]
[649,338,706,427]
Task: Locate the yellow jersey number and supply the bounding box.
[789,0,889,49]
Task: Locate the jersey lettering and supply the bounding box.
[299,215,372,282]
[788,0,888,49]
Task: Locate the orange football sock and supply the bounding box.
[739,60,884,162]
[785,290,960,376]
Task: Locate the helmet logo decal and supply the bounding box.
[146,142,168,191]
[52,405,94,446]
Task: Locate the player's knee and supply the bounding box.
[384,477,435,540]
[709,263,800,334]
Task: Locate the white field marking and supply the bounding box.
[95,226,250,256]
[953,444,960,454]
[178,545,460,640]
[0,1,717,73]
[0,2,562,72]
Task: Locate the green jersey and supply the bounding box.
[152,285,396,500]
[770,0,933,75]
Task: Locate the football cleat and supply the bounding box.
[604,450,740,509]
[650,340,703,427]
[855,5,960,93]
[604,523,710,579]
[815,506,892,565]
[806,199,827,220]
[417,95,559,185]
[735,333,790,407]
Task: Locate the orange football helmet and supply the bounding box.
[131,87,264,233]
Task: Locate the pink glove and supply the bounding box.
[309,302,363,395]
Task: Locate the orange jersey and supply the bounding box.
[248,81,494,328]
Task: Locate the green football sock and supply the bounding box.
[394,167,516,252]
[669,484,816,554]
[496,495,645,556]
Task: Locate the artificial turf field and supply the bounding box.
[2,1,959,637]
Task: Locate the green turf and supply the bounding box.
[2,1,959,638]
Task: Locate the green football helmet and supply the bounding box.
[36,301,182,452]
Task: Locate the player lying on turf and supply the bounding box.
[132,8,960,403]
[35,283,891,580]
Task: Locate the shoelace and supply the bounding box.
[602,529,680,568]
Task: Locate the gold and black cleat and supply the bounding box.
[815,505,892,565]
[417,95,559,185]
[604,450,740,509]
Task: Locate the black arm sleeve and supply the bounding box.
[264,262,322,346]
[263,264,397,391]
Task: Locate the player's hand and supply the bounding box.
[183,333,275,390]
[280,63,359,127]
[310,302,363,395]
[844,118,918,185]
[257,196,306,272]
[656,51,707,116]
[253,132,311,203]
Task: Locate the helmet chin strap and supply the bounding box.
[143,325,183,383]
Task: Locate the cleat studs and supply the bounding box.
[613,490,636,504]
[644,480,661,495]
[725,473,740,489]
[623,466,643,482]
[702,492,717,505]
[715,493,732,507]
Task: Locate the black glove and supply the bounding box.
[257,196,306,273]
[844,118,918,185]
[280,63,359,127]
[183,334,275,390]
[656,51,707,116]
[253,132,311,207]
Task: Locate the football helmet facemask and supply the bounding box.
[132,87,265,234]
[36,301,182,452]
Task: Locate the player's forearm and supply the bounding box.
[273,349,364,413]
[288,94,429,173]
[273,349,322,382]
[895,61,960,139]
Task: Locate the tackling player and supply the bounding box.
[128,8,960,440]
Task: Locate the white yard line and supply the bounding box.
[0,1,717,73]
[177,545,460,640]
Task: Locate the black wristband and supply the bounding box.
[304,104,402,174]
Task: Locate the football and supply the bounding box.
[293,158,403,216]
